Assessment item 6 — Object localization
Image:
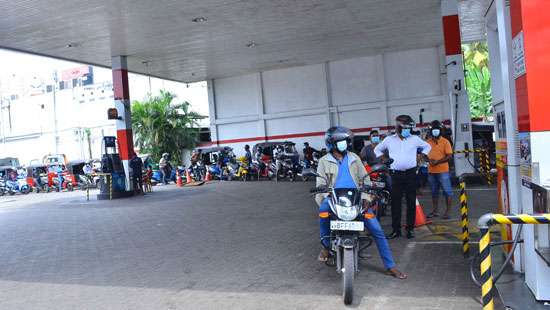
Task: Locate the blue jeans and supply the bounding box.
[428,172,453,198]
[319,198,396,269]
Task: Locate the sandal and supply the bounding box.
[387,268,407,280]
[318,249,329,262]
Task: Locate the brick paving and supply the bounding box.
[0,181,495,309]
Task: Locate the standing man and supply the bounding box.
[130,152,144,194]
[159,153,171,185]
[375,115,431,239]
[244,145,252,166]
[360,130,382,166]
[426,120,454,219]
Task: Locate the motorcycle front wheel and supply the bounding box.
[342,248,355,305]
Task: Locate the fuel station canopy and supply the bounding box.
[1,0,486,83]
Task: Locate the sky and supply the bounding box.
[0,49,210,121]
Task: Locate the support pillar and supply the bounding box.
[112,56,134,191]
[207,79,219,145]
[441,0,474,177]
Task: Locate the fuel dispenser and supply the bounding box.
[97,136,132,199]
[524,182,550,300]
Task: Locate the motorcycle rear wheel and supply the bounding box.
[342,248,355,305]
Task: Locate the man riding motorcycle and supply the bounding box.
[303,142,319,168]
[315,126,406,279]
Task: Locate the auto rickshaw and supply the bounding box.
[66,160,91,189]
[26,163,50,193]
[252,141,299,180]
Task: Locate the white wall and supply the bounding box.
[208,47,450,156]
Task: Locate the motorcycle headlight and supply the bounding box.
[335,197,359,221]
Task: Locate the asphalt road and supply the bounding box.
[0,181,483,309]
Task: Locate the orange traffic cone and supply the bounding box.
[185,169,193,184]
[176,170,183,187]
[205,170,212,181]
[414,198,432,227]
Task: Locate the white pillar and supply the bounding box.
[441,0,474,176]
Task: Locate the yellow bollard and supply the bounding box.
[109,174,112,200]
[478,225,493,310]
[477,213,550,310]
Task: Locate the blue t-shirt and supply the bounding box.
[334,154,357,189]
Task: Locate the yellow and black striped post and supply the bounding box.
[459,180,470,257]
[478,223,493,310]
[454,149,492,185]
[477,213,550,309]
[108,174,112,200]
[482,150,492,185]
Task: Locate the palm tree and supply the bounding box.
[463,42,493,118]
[132,90,205,162]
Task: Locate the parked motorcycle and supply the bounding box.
[303,168,387,305]
[365,162,392,220]
[188,162,206,182]
[226,156,249,181]
[0,179,7,196]
[274,155,300,182]
[5,179,31,195]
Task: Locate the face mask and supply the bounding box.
[432,129,440,137]
[401,128,411,138]
[336,140,348,152]
[371,136,380,143]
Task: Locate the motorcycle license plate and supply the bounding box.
[330,221,364,231]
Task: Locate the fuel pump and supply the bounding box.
[97,136,132,199]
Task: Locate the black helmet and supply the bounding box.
[325,126,353,151]
[395,115,415,129]
[429,120,442,129]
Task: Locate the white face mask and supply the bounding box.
[336,140,348,152]
[432,129,441,137]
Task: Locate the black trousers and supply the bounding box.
[390,169,417,231]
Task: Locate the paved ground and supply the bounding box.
[0,181,497,309]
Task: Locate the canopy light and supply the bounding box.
[192,17,207,23]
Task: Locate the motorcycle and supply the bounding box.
[188,162,206,182]
[274,155,300,182]
[5,179,31,195]
[365,162,392,220]
[303,167,388,305]
[0,179,7,196]
[226,156,249,181]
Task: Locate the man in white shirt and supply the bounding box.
[375,115,431,239]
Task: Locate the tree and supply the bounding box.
[463,42,493,118]
[131,90,205,162]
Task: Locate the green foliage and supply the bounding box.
[463,42,493,118]
[131,90,205,162]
